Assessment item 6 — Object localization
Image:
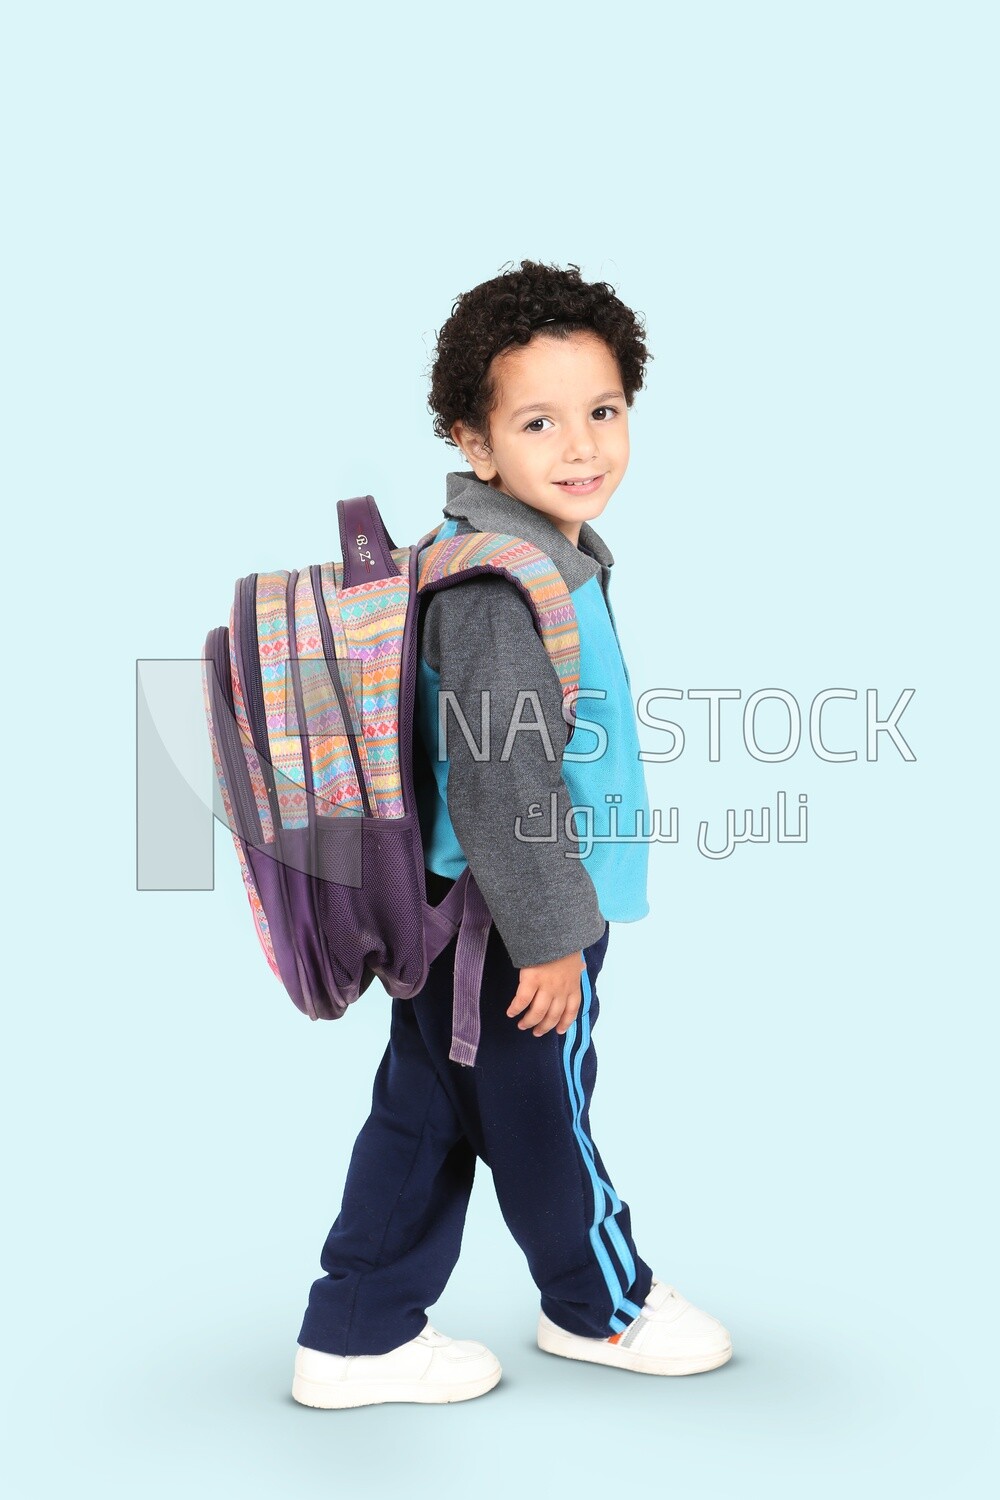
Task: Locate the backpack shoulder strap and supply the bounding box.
[416,527,580,715]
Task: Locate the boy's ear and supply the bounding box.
[451,420,497,481]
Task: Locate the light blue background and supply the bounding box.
[5,2,996,1496]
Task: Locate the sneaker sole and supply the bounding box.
[537,1317,732,1376]
[292,1363,502,1410]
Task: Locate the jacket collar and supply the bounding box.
[443,470,614,595]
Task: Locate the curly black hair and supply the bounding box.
[427,259,652,449]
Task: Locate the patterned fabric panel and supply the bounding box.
[228,594,274,844]
[318,546,411,819]
[230,552,411,831]
[256,571,310,830]
[416,531,580,714]
[201,644,281,979]
[292,567,370,818]
[229,535,576,836]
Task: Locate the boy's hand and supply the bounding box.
[507,952,586,1038]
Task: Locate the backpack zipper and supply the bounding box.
[309,563,374,819]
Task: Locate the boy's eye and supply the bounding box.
[523,406,619,433]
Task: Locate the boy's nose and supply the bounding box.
[562,428,598,461]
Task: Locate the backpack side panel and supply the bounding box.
[201,627,282,982]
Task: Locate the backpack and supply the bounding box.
[200,493,581,1068]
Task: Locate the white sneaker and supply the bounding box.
[292,1319,502,1409]
[537,1276,732,1376]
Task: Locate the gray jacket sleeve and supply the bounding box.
[421,574,608,967]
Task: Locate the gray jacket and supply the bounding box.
[418,470,619,967]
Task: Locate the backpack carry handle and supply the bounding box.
[338,496,400,587]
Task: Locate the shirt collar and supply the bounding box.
[443,470,614,594]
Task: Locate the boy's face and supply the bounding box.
[451,330,629,546]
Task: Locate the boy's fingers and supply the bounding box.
[555,998,582,1035]
[531,1002,565,1037]
[525,994,559,1031]
[535,991,583,1036]
[508,975,583,1031]
[522,993,579,1033]
[514,993,556,1030]
[507,982,537,1018]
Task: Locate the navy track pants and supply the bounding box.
[297,870,654,1356]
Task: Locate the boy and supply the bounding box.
[292,261,732,1410]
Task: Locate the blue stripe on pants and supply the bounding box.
[562,960,644,1333]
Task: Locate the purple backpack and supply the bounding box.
[201,495,581,1068]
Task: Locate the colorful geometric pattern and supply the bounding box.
[256,570,309,828]
[294,566,373,818]
[214,523,579,842]
[317,547,412,819]
[228,595,274,843]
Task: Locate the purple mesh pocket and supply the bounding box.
[312,814,428,1008]
[238,817,429,1021]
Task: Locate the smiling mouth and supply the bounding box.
[554,474,604,487]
